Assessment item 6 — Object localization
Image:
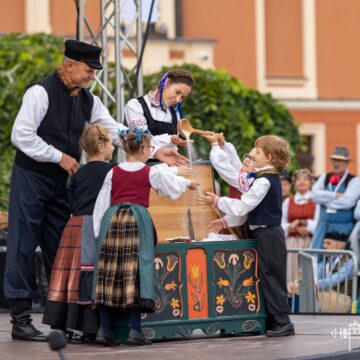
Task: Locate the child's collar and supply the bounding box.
[253,165,278,178]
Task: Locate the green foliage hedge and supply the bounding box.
[0,33,302,208]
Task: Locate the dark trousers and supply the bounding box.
[253,226,290,327]
[4,164,70,303]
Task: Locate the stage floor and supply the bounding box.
[0,314,359,360]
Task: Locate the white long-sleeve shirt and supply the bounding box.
[210,142,252,193]
[311,172,360,210]
[11,85,170,163]
[214,166,275,227]
[281,191,320,237]
[11,85,128,163]
[93,162,190,237]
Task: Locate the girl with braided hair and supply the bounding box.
[93,126,198,346]
[43,125,115,343]
[125,69,194,150]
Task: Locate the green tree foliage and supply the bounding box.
[0,33,64,206]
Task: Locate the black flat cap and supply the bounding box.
[64,39,103,70]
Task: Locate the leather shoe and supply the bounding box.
[96,329,121,346]
[265,322,295,337]
[12,323,48,342]
[126,329,152,346]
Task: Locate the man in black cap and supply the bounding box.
[5,39,187,341]
[311,146,360,249]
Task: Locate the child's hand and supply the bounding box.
[188,180,200,191]
[209,219,224,233]
[202,132,218,144]
[197,192,217,206]
[171,135,189,147]
[178,165,194,178]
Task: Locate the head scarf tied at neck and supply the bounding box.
[156,71,183,117]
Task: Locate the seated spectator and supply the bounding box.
[288,232,354,313]
[317,232,354,313]
[282,169,319,283]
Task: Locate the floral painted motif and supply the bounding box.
[243,250,255,270]
[166,255,179,272]
[170,298,180,309]
[245,291,256,304]
[153,253,181,317]
[213,250,259,314]
[217,277,230,288]
[188,264,205,312]
[242,276,254,287]
[216,294,225,306]
[214,252,226,269]
[164,280,177,291]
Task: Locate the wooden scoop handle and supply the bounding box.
[191,129,212,136]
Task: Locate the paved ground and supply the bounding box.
[0,314,360,360]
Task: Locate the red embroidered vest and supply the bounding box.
[288,195,316,236]
[111,165,151,207]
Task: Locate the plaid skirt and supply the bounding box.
[43,215,98,334]
[94,206,155,312]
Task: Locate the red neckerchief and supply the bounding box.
[328,171,344,186]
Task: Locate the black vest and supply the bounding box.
[134,96,178,136]
[324,172,354,189]
[15,72,94,176]
[247,173,282,226]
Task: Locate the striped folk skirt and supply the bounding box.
[42,215,98,334]
[94,206,155,312]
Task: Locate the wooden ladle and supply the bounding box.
[178,119,212,138]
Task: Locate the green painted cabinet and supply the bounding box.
[114,239,266,340]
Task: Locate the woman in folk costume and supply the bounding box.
[92,127,198,346]
[124,69,194,149]
[281,169,319,283]
[43,125,115,342]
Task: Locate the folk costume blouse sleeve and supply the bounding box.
[93,169,113,238]
[307,204,320,234]
[124,97,176,151]
[150,165,191,200]
[210,142,251,193]
[281,197,291,236]
[11,85,63,163]
[90,94,128,146]
[214,177,270,217]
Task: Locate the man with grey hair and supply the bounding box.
[311,146,360,249]
[5,39,187,341]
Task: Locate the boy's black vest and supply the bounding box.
[247,173,282,226]
[126,96,178,136]
[15,72,93,176]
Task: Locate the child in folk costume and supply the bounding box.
[281,169,319,283]
[43,125,115,342]
[92,127,198,346]
[201,131,255,236]
[198,135,295,337]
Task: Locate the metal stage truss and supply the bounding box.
[75,0,147,123]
